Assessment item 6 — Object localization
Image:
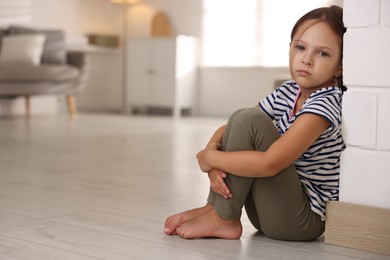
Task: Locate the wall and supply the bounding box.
[198,67,290,117]
[30,0,201,42]
[31,0,122,39]
[340,0,390,209]
[0,0,32,26]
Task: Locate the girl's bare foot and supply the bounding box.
[176,208,242,239]
[164,204,213,235]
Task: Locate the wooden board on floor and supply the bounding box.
[325,201,390,255]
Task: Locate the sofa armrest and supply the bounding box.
[66,50,91,94]
[67,50,89,71]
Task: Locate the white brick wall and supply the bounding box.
[378,93,390,150]
[342,88,377,149]
[344,30,390,86]
[340,147,390,209]
[340,0,390,209]
[384,0,390,26]
[344,0,380,27]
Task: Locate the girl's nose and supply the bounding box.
[302,59,313,66]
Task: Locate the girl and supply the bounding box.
[165,5,346,241]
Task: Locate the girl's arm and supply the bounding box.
[197,113,330,178]
[202,125,233,198]
[206,125,225,148]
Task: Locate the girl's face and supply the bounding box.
[289,20,342,92]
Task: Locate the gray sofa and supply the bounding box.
[0,26,90,118]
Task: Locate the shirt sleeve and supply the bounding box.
[259,88,278,120]
[299,91,342,128]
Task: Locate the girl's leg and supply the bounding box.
[176,107,324,240]
[218,108,324,241]
[213,107,282,219]
[246,166,325,241]
[207,108,246,205]
[176,107,281,239]
[165,109,245,235]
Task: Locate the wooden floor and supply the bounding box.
[0,114,388,260]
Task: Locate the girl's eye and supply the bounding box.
[319,51,329,57]
[295,45,305,51]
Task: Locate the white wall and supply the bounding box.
[340,0,390,209]
[30,0,201,41]
[198,67,290,117]
[31,0,122,38]
[0,0,32,26]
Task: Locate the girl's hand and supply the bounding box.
[196,143,221,173]
[208,169,232,199]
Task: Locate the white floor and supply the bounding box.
[0,113,388,260]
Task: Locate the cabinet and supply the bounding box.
[126,36,197,116]
[76,48,122,113]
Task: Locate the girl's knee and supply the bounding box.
[233,107,273,127]
[224,107,280,151]
[227,108,247,125]
[235,108,280,147]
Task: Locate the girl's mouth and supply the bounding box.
[297,70,311,76]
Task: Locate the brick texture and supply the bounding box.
[343,30,390,86]
[340,147,390,209]
[342,89,377,148]
[378,92,390,150]
[344,0,380,27]
[340,0,390,209]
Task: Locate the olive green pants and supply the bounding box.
[207,107,324,241]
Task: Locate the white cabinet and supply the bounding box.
[76,48,123,113]
[126,36,197,116]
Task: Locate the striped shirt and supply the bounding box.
[259,80,345,220]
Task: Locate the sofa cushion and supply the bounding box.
[0,34,46,65]
[8,26,67,64]
[0,63,80,82]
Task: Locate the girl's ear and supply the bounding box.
[335,66,343,78]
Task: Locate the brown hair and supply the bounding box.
[291,5,346,89]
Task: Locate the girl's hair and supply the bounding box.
[290,5,347,90]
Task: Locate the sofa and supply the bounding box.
[0,26,90,118]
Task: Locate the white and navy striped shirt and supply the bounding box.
[259,80,345,220]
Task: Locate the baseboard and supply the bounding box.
[325,201,390,255]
